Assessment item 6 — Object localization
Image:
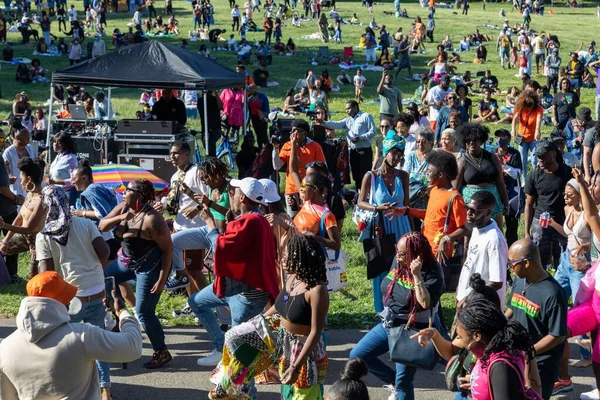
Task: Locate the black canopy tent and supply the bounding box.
[48,40,246,156]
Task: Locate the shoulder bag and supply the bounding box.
[387,306,440,370]
[319,209,348,292]
[363,210,397,280]
[438,192,462,292]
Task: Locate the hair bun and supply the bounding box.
[341,358,368,381]
[78,158,91,168]
[469,273,486,293]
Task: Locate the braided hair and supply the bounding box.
[285,235,327,290]
[457,299,535,366]
[130,179,155,204]
[198,157,229,181]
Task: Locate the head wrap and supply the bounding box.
[567,178,581,194]
[382,131,406,156]
[41,185,72,246]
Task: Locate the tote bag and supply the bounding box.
[319,210,348,292]
[363,211,396,280]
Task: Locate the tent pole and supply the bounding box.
[203,90,209,156]
[243,88,247,138]
[107,87,112,120]
[45,85,55,165]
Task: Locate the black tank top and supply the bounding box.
[121,214,158,259]
[274,286,312,326]
[463,150,498,185]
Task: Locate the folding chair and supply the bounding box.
[317,46,330,64]
[343,46,353,63]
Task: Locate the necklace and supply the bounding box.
[283,276,302,302]
[470,152,483,167]
[521,279,537,296]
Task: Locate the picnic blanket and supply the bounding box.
[0,57,32,65]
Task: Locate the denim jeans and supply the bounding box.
[70,298,111,388]
[350,313,449,400]
[104,258,136,284]
[372,271,386,313]
[171,226,218,271]
[134,250,166,351]
[554,248,592,359]
[188,282,268,350]
[518,140,537,177]
[530,218,568,269]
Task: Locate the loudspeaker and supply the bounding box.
[117,119,178,134]
[118,153,175,183]
[50,135,119,165]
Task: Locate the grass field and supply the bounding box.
[0,0,595,327]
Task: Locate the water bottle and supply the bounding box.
[75,198,82,210]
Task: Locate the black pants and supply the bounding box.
[232,16,239,31]
[250,115,269,148]
[350,147,373,190]
[148,5,156,17]
[2,211,18,278]
[205,128,220,157]
[505,213,519,247]
[426,30,434,43]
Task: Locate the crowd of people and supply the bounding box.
[2,0,600,399]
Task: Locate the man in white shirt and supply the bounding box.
[161,142,209,304]
[35,186,112,400]
[67,4,77,25]
[237,39,252,63]
[456,189,508,306]
[425,75,453,132]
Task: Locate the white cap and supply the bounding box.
[259,178,281,204]
[230,178,265,205]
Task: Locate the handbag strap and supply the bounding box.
[486,356,529,400]
[318,209,340,262]
[443,192,459,235]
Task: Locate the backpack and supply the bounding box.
[501,35,509,47]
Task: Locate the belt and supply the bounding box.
[77,290,105,303]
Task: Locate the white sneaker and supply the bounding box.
[197,349,223,367]
[581,389,600,400]
[383,384,397,400]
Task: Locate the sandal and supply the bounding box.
[144,348,172,369]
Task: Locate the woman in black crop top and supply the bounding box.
[455,123,509,229]
[99,179,174,369]
[208,235,329,400]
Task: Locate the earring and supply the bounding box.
[25,181,36,192]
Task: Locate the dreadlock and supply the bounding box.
[199,157,229,180]
[286,235,327,290]
[457,299,535,366]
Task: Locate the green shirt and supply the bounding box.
[209,187,230,221]
[379,86,402,115]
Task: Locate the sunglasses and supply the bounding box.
[464,139,480,145]
[507,257,530,269]
[380,124,391,129]
[465,205,486,215]
[300,182,316,190]
[125,187,142,194]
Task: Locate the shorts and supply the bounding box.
[535,53,545,64]
[569,77,583,90]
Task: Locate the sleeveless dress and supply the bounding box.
[361,171,411,313]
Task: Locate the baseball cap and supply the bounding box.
[26,271,77,306]
[494,128,511,138]
[259,178,281,204]
[230,177,265,205]
[577,107,592,121]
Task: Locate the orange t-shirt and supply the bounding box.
[422,187,467,256]
[518,105,543,142]
[294,201,336,235]
[279,140,326,195]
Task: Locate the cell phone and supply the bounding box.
[105,276,116,310]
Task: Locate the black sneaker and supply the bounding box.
[164,275,190,291]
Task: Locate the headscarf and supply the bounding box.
[567,178,581,194]
[41,185,72,246]
[382,130,406,156]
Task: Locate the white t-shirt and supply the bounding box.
[353,75,366,88]
[171,165,208,231]
[425,86,453,122]
[456,220,508,303]
[67,8,77,22]
[531,36,547,55]
[36,217,105,297]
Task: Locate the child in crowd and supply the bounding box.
[518,50,528,77]
[351,13,360,25]
[227,34,238,51]
[353,69,366,103]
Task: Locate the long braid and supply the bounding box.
[286,235,327,290]
[457,299,535,366]
[199,157,229,180]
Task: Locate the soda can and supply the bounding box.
[539,212,550,228]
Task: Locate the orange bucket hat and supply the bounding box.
[26,271,77,306]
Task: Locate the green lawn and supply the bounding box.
[0,0,595,326]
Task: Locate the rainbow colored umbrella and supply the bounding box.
[91,164,168,193]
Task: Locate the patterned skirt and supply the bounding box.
[212,315,327,399]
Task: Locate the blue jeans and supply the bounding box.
[194,15,201,30]
[188,282,268,350]
[104,258,135,284]
[554,248,592,360]
[372,271,386,313]
[134,250,166,351]
[530,218,568,270]
[171,226,218,271]
[70,298,111,388]
[518,140,537,177]
[350,314,449,400]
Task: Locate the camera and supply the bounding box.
[306,110,317,121]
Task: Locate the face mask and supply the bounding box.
[497,138,509,148]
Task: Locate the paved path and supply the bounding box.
[0,319,592,399]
